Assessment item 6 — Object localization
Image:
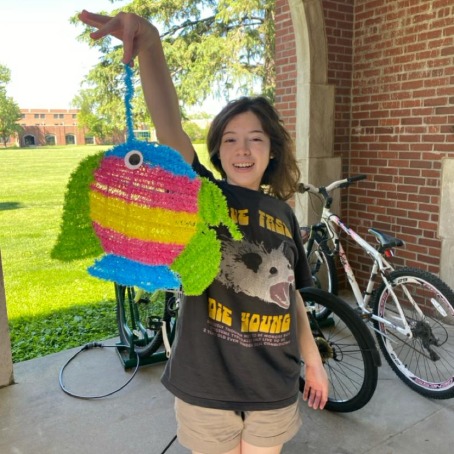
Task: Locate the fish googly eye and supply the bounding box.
[124,150,143,169]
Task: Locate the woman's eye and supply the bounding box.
[124,150,143,169]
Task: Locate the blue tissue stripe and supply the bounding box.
[105,140,197,179]
[88,254,181,292]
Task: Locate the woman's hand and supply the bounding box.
[78,10,159,66]
[295,291,329,410]
[302,363,328,410]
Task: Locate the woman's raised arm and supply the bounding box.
[79,10,195,163]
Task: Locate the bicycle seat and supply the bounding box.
[368,228,404,250]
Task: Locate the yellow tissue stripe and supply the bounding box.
[90,191,199,244]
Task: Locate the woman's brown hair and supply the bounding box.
[207,97,300,201]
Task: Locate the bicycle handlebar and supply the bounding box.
[347,174,367,183]
[298,174,367,196]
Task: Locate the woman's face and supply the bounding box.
[218,111,272,191]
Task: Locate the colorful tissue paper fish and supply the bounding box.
[52,140,241,295]
[52,65,241,295]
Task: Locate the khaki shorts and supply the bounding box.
[174,398,302,454]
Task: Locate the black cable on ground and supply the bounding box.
[161,434,178,453]
[58,342,140,399]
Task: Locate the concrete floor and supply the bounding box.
[1,339,453,454]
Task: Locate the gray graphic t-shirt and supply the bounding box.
[161,157,312,411]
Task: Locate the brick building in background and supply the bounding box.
[13,108,93,147]
[275,0,454,288]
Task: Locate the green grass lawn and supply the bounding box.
[1,143,213,362]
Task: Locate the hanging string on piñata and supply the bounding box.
[52,64,241,295]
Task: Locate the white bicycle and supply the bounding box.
[299,175,454,399]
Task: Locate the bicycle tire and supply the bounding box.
[305,239,338,319]
[372,267,454,399]
[115,284,177,358]
[299,287,380,412]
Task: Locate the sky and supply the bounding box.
[0,0,222,113]
[0,0,124,109]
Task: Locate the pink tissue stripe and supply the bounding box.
[93,223,184,265]
[91,156,200,212]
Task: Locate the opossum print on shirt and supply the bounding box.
[217,239,295,309]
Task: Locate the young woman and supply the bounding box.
[79,10,328,454]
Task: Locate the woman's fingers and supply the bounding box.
[79,10,111,29]
[79,10,123,41]
[303,383,327,410]
[79,10,136,63]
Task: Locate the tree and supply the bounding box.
[71,0,275,134]
[0,64,11,90]
[71,50,151,142]
[183,120,208,142]
[0,64,22,147]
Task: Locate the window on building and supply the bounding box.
[85,136,95,145]
[65,134,75,145]
[23,135,35,146]
[45,135,56,145]
[134,130,151,142]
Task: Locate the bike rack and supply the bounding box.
[116,322,172,369]
[116,343,168,369]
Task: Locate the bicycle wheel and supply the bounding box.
[373,268,454,399]
[305,239,338,319]
[115,284,178,358]
[299,287,380,412]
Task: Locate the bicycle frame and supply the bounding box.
[309,195,421,339]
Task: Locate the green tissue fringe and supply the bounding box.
[170,228,220,295]
[51,151,104,261]
[199,178,242,240]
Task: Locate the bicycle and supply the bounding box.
[115,283,380,412]
[298,175,454,399]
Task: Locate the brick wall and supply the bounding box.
[275,0,454,286]
[274,0,297,136]
[349,0,454,282]
[323,0,354,165]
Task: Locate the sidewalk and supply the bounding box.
[1,340,453,454]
